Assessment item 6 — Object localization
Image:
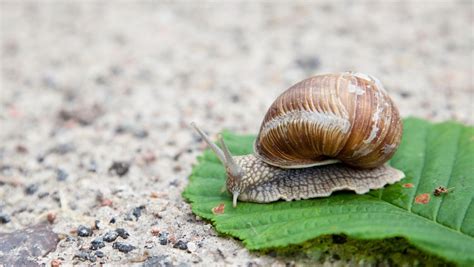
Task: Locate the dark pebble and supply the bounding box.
[108,161,130,176]
[230,94,240,103]
[49,143,75,155]
[159,231,168,245]
[86,160,98,173]
[0,223,59,266]
[38,192,49,199]
[56,169,69,181]
[110,65,122,76]
[95,75,107,85]
[74,250,91,262]
[58,105,103,126]
[133,129,148,139]
[89,254,97,263]
[143,255,172,267]
[295,56,321,71]
[124,213,134,221]
[77,225,92,237]
[400,91,411,98]
[36,155,45,163]
[109,217,116,224]
[15,144,28,154]
[112,242,136,253]
[94,220,100,230]
[116,228,130,239]
[115,125,128,134]
[95,251,105,258]
[173,240,188,250]
[0,213,11,224]
[132,205,145,221]
[90,237,105,250]
[25,184,39,195]
[103,230,119,242]
[169,180,179,187]
[115,125,148,139]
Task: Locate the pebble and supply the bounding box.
[124,213,134,221]
[187,241,197,253]
[0,223,59,265]
[295,56,321,71]
[230,94,240,103]
[150,226,160,236]
[48,143,75,155]
[56,169,69,181]
[47,212,56,224]
[159,231,169,245]
[103,231,119,242]
[143,255,172,267]
[108,161,130,176]
[65,236,76,242]
[86,160,98,173]
[58,105,103,126]
[73,251,88,261]
[400,91,412,98]
[115,124,148,139]
[89,254,97,263]
[116,228,130,239]
[95,251,105,258]
[38,192,49,199]
[15,144,28,154]
[0,213,11,224]
[174,240,188,250]
[132,205,145,221]
[77,225,92,237]
[112,242,136,253]
[94,220,101,230]
[100,198,113,206]
[90,237,105,250]
[25,183,39,195]
[50,259,61,267]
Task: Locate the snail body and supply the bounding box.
[192,72,405,207]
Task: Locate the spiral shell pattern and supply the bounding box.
[254,72,402,169]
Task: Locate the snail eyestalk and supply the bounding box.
[191,122,243,180]
[191,122,226,164]
[218,134,243,179]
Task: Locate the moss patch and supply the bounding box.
[263,234,454,266]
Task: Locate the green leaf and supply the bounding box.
[183,118,474,265]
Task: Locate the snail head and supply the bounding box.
[191,122,244,207]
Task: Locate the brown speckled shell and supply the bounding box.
[254,72,403,169]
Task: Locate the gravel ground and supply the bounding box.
[0,1,472,266]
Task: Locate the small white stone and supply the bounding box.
[187,241,198,253]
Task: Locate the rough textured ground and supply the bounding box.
[0,1,472,266]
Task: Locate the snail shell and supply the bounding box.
[255,72,402,169]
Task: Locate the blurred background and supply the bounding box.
[0,1,473,265]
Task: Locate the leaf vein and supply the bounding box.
[434,126,462,223]
[408,124,430,212]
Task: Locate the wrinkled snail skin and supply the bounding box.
[233,155,404,203]
[191,72,405,207]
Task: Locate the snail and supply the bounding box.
[192,72,405,207]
